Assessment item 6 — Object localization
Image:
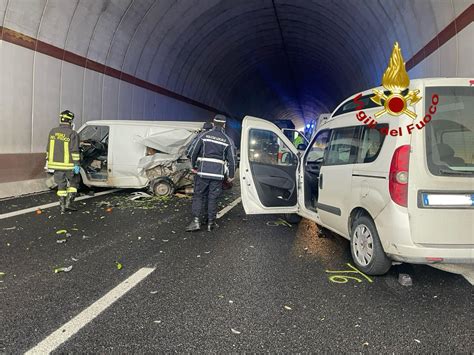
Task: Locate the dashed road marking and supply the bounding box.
[0,189,120,220]
[25,267,156,354]
[217,197,242,219]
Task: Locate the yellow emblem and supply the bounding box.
[371,42,421,119]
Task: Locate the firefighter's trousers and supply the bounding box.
[192,175,222,222]
[54,170,79,197]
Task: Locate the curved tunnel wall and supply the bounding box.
[0,0,473,197]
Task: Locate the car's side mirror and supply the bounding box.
[297,144,308,151]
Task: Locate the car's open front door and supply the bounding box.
[240,116,299,214]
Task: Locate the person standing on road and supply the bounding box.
[46,110,81,213]
[186,114,237,232]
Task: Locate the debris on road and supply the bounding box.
[56,239,67,244]
[153,320,162,324]
[130,191,153,201]
[266,218,292,227]
[2,226,16,231]
[414,339,421,344]
[284,305,292,310]
[150,291,158,295]
[115,261,123,270]
[231,328,241,335]
[82,235,90,240]
[162,239,169,242]
[54,265,73,273]
[106,207,113,213]
[56,230,68,235]
[398,273,413,286]
[36,209,42,215]
[71,257,79,262]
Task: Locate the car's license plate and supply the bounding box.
[422,193,474,207]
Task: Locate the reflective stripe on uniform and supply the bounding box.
[48,139,55,165]
[197,157,225,164]
[71,153,80,161]
[202,138,228,147]
[57,190,67,197]
[48,162,75,170]
[67,187,77,193]
[64,141,70,165]
[198,172,224,178]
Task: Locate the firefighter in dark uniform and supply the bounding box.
[186,114,237,232]
[46,110,81,213]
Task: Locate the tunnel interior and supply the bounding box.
[0,0,473,194]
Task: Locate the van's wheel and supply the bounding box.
[152,180,174,197]
[350,215,391,275]
[283,213,301,224]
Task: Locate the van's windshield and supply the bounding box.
[425,86,474,177]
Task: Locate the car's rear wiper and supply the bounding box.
[439,169,474,176]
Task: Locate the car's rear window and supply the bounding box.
[425,86,474,177]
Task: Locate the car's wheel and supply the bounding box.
[153,180,174,197]
[283,213,302,224]
[350,215,391,275]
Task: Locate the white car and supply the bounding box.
[240,78,474,275]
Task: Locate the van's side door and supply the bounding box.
[317,126,360,237]
[240,116,299,214]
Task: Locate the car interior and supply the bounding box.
[79,126,109,181]
[248,129,298,207]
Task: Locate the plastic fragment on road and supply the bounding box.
[231,328,241,335]
[162,239,169,242]
[130,191,153,201]
[3,226,16,230]
[115,261,123,270]
[204,251,211,254]
[398,273,413,286]
[71,257,79,261]
[150,291,158,294]
[153,320,162,324]
[82,235,90,240]
[56,230,68,235]
[54,265,73,273]
[414,339,421,344]
[284,305,292,310]
[106,207,113,213]
[229,300,234,304]
[266,218,292,227]
[362,342,369,347]
[56,239,67,244]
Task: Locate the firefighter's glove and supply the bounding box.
[73,165,80,175]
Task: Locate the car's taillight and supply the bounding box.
[389,145,410,207]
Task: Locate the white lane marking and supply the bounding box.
[217,197,242,219]
[25,267,155,354]
[0,189,120,220]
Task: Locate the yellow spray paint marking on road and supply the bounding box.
[325,263,373,284]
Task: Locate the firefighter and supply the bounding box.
[186,114,237,232]
[46,110,81,213]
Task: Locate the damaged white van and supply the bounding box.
[240,78,474,275]
[76,120,204,196]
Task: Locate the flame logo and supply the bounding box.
[370,42,421,119]
[381,42,409,93]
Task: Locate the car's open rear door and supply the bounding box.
[240,116,299,214]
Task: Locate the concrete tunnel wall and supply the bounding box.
[0,0,473,198]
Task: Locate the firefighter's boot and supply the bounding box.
[65,193,78,212]
[59,196,67,213]
[207,221,218,232]
[186,217,201,232]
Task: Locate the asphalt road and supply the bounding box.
[0,186,472,353]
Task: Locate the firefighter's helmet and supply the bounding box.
[60,110,75,124]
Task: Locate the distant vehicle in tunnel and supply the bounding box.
[48,120,205,196]
[240,78,474,276]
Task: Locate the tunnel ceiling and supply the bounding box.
[1,0,469,127]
